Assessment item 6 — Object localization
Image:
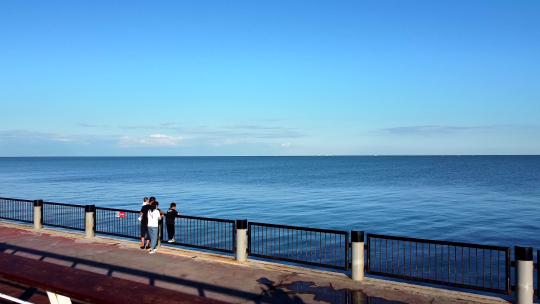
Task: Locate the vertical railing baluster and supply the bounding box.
[482,249,486,288]
[430,244,433,279]
[378,237,383,272]
[385,239,388,272]
[396,240,400,273]
[462,247,465,284]
[489,250,493,289]
[454,246,457,283]
[497,250,501,289]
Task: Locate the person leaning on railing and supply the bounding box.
[139,196,153,249]
[166,202,179,243]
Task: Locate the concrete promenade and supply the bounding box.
[0,222,510,304]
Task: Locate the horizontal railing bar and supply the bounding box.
[249,252,347,270]
[95,230,140,240]
[95,206,141,213]
[43,223,85,231]
[96,207,234,223]
[368,233,509,251]
[0,197,35,203]
[42,201,86,208]
[0,216,33,223]
[165,242,234,253]
[177,214,235,223]
[367,270,509,295]
[249,221,348,235]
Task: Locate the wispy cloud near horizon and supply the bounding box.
[0,130,79,143]
[0,123,306,155]
[376,124,538,136]
[78,122,306,140]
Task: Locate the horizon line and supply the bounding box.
[1,154,539,158]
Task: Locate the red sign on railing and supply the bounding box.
[116,211,126,219]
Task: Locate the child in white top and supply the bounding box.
[147,201,162,254]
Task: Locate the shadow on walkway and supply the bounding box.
[256,278,406,304]
[0,243,300,304]
[0,243,406,304]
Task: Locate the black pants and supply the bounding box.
[140,224,149,240]
[166,223,175,240]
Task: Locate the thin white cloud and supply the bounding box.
[78,122,306,139]
[0,130,76,143]
[118,134,183,147]
[280,142,291,148]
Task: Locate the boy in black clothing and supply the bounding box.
[166,202,179,243]
[139,196,154,249]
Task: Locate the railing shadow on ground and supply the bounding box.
[0,278,49,303]
[0,243,405,304]
[0,243,300,304]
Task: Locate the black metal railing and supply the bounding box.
[366,234,511,294]
[0,197,34,224]
[0,195,537,297]
[95,207,141,240]
[248,222,349,270]
[42,201,86,231]
[162,215,235,253]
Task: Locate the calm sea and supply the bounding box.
[0,156,539,249]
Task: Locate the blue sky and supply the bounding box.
[1,0,539,156]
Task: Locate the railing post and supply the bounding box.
[84,205,95,238]
[235,219,248,262]
[515,246,534,304]
[33,200,43,230]
[351,231,365,281]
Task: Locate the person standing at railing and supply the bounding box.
[147,200,162,254]
[139,196,153,249]
[165,202,179,243]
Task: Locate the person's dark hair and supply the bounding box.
[149,197,156,203]
[149,201,157,210]
[170,202,176,208]
[144,197,149,202]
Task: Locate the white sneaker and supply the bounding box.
[167,239,175,243]
[149,249,156,254]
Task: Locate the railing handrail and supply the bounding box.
[367,233,510,251]
[95,206,235,223]
[43,201,86,208]
[249,221,349,235]
[95,206,140,213]
[177,214,235,223]
[0,197,35,203]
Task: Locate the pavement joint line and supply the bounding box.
[0,221,510,304]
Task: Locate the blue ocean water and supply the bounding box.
[0,156,539,249]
